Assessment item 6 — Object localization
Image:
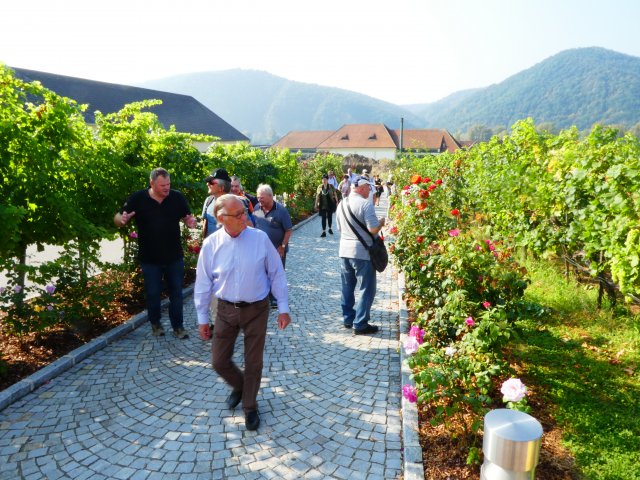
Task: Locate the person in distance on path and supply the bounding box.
[114,167,197,339]
[315,174,339,238]
[336,176,386,335]
[194,194,291,431]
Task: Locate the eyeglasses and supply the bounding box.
[220,210,246,219]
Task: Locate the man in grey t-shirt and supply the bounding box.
[253,184,293,308]
[335,176,386,335]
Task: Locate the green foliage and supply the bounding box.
[94,99,212,216]
[293,152,344,200]
[460,119,640,297]
[0,63,326,343]
[0,64,96,260]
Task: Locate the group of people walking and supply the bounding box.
[113,165,387,431]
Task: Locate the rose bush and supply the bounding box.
[389,163,532,463]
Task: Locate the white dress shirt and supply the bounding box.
[194,227,289,325]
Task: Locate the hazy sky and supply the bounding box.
[2,0,639,105]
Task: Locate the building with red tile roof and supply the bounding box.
[272,124,462,159]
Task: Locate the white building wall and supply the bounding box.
[322,148,397,160]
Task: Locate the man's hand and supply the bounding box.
[184,214,197,229]
[277,313,291,330]
[116,211,136,228]
[198,324,212,340]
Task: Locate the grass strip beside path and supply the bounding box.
[513,258,640,479]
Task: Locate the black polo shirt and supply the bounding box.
[120,189,191,264]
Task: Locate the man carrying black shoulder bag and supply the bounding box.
[335,176,387,335]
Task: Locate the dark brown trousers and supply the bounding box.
[212,298,269,413]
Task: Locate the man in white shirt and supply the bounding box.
[336,177,385,335]
[194,195,292,430]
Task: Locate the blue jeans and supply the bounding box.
[340,257,376,330]
[140,259,184,330]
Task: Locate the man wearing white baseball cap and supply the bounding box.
[335,176,385,335]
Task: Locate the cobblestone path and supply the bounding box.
[0,201,402,480]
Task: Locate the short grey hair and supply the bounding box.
[230,176,243,190]
[213,194,243,219]
[256,184,273,196]
[150,167,169,181]
[217,179,232,193]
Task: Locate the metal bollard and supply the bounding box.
[481,409,543,480]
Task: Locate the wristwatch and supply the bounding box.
[281,244,287,248]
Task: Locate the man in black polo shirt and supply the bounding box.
[114,167,197,339]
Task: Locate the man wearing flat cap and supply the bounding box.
[202,168,232,239]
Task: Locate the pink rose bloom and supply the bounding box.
[404,336,420,355]
[130,231,138,239]
[448,229,460,237]
[482,301,491,309]
[465,317,475,327]
[402,384,418,403]
[409,325,425,344]
[501,378,527,402]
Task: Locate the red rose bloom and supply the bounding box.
[451,209,460,216]
[410,174,422,184]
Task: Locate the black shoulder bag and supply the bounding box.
[341,199,388,272]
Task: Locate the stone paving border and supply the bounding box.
[0,210,427,478]
[398,272,426,480]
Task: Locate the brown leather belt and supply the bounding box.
[219,298,267,308]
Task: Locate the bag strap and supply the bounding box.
[345,198,376,241]
[341,198,374,249]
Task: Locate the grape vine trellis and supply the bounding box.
[397,118,640,304]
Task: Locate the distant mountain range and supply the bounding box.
[140,47,640,144]
[141,70,424,145]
